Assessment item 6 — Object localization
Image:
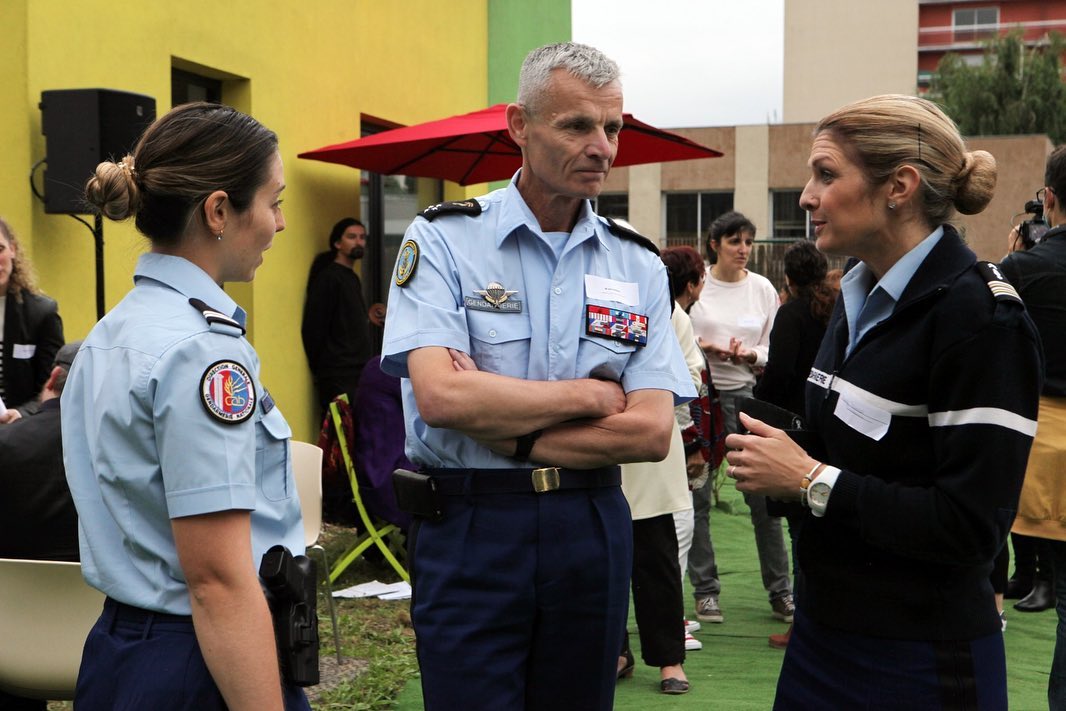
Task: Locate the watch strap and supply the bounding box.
[514,429,544,461]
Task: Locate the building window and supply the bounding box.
[595,193,629,219]
[663,191,734,250]
[770,190,808,239]
[953,7,998,43]
[171,68,222,106]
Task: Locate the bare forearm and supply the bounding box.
[190,581,284,711]
[482,389,676,468]
[409,347,625,438]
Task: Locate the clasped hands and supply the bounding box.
[700,337,756,367]
[724,413,819,501]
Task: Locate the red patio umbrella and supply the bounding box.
[298,103,721,185]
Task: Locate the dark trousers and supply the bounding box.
[631,513,685,667]
[775,608,1006,710]
[315,372,362,416]
[409,486,632,711]
[75,598,310,711]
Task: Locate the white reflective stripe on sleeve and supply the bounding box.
[807,368,928,417]
[928,407,1038,437]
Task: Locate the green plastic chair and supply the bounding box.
[328,394,410,584]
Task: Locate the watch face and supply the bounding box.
[809,481,831,506]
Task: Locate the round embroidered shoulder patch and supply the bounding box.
[199,360,257,424]
[395,240,419,287]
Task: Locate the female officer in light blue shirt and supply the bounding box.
[63,102,307,711]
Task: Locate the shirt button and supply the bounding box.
[488,329,497,338]
[553,287,562,295]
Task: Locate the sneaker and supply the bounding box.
[695,596,724,623]
[684,632,703,651]
[771,594,795,623]
[684,618,701,634]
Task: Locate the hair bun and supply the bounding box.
[84,155,140,221]
[953,150,996,215]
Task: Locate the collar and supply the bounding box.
[874,225,944,302]
[495,171,606,252]
[134,253,246,327]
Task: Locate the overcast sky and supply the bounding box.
[571,0,785,129]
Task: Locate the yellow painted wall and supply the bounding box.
[3,0,488,441]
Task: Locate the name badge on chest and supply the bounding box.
[464,281,523,313]
[586,304,648,346]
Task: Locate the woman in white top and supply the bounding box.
[688,211,794,624]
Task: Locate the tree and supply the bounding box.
[930,30,1066,144]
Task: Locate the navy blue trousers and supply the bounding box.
[74,597,310,710]
[409,485,632,711]
[775,608,1007,710]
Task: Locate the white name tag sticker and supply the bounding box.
[584,275,639,306]
[738,316,761,329]
[12,344,36,359]
[834,393,891,441]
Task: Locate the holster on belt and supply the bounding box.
[259,544,320,686]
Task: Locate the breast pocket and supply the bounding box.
[578,331,637,383]
[467,310,532,378]
[256,406,293,501]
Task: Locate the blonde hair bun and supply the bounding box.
[953,150,996,215]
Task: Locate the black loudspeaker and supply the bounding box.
[39,89,156,214]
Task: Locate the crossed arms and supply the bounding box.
[406,346,674,468]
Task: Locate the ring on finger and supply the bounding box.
[728,465,736,478]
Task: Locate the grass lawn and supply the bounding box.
[48,477,1057,709]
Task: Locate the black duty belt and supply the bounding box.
[422,465,621,495]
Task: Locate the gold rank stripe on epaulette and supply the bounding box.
[975,261,1023,304]
[605,217,660,255]
[420,199,483,221]
[188,297,246,335]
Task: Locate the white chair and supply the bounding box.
[291,440,342,663]
[0,558,104,700]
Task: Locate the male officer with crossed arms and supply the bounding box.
[381,42,694,710]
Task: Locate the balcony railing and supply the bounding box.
[919,20,1066,51]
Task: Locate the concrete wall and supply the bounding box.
[4,0,501,441]
[783,0,919,123]
[958,134,1053,262]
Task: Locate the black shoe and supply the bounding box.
[1005,576,1034,600]
[1014,580,1055,612]
[660,677,690,695]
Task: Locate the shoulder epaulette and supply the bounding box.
[606,217,660,255]
[189,297,246,336]
[420,200,483,221]
[975,261,1023,305]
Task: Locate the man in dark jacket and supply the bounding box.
[1000,145,1066,710]
[0,340,80,711]
[301,218,373,415]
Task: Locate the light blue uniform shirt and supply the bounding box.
[840,226,944,357]
[381,175,696,468]
[61,253,303,615]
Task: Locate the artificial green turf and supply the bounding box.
[395,478,1057,709]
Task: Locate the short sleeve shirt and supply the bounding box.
[61,253,303,614]
[381,175,695,468]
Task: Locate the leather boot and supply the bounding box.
[1014,579,1055,612]
[1005,575,1034,600]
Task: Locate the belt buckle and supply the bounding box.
[531,467,560,493]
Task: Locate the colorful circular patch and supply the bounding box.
[199,360,256,424]
[395,240,419,287]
